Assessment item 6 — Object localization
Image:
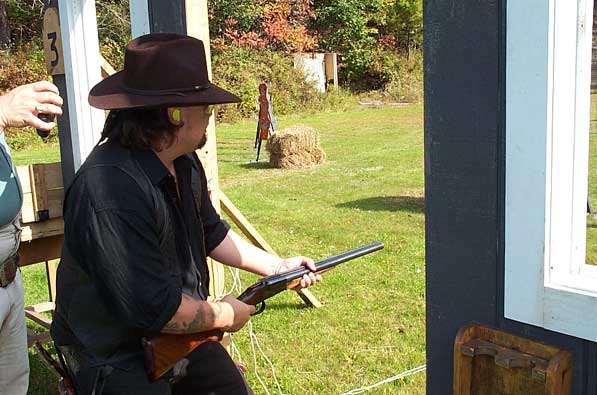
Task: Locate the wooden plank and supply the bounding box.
[100,54,116,78]
[20,193,35,223]
[25,302,55,313]
[30,164,49,221]
[219,191,322,308]
[18,163,64,224]
[46,260,58,302]
[220,192,275,254]
[20,218,64,242]
[25,309,52,328]
[18,234,63,266]
[42,6,65,75]
[42,162,63,189]
[27,328,52,347]
[185,0,226,299]
[16,165,31,193]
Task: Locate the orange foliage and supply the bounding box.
[262,0,317,52]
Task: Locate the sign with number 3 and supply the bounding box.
[42,6,65,76]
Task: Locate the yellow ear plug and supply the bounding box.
[172,109,181,122]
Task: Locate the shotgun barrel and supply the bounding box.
[143,241,384,381]
[237,241,384,309]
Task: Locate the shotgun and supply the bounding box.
[142,242,384,381]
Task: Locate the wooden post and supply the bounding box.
[184,0,227,298]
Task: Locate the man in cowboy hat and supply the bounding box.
[51,33,320,394]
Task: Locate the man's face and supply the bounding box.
[177,105,212,153]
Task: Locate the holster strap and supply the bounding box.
[0,252,18,287]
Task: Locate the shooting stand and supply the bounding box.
[454,323,573,395]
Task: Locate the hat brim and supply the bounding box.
[89,71,242,110]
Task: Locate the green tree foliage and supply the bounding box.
[6,0,44,45]
[209,0,264,38]
[308,0,422,89]
[386,0,423,50]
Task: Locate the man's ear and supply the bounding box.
[167,107,183,125]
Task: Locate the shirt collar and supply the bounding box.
[133,149,193,185]
[132,149,169,185]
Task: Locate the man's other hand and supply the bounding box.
[275,256,323,290]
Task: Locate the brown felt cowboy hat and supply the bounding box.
[89,33,241,110]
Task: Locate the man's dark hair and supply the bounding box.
[100,107,180,151]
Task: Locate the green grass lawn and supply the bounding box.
[22,105,426,394]
[11,143,61,166]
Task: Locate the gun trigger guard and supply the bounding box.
[252,302,266,315]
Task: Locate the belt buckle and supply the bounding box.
[0,254,18,287]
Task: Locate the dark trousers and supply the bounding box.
[74,342,252,395]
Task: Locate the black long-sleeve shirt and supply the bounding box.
[51,141,230,368]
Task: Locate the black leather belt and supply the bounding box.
[0,252,19,287]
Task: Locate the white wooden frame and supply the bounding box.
[57,0,152,172]
[505,0,597,341]
[58,0,105,170]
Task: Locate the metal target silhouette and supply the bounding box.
[254,83,275,161]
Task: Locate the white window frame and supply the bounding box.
[505,0,597,341]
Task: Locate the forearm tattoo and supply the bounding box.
[162,295,223,334]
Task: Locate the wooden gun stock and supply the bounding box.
[142,330,223,381]
[142,242,384,381]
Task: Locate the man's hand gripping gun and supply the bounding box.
[142,241,384,381]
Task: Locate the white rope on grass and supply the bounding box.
[246,320,288,395]
[248,320,285,395]
[339,364,427,395]
[225,265,283,395]
[247,320,274,395]
[225,266,242,295]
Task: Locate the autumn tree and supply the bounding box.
[0,1,10,48]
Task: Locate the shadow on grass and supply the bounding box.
[261,302,311,312]
[336,195,425,213]
[239,161,271,170]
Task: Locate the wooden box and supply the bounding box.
[16,162,64,224]
[16,163,64,243]
[454,323,573,395]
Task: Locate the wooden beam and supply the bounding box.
[219,192,275,253]
[184,0,226,299]
[100,54,116,79]
[18,234,63,266]
[24,309,52,329]
[25,302,55,313]
[27,328,52,347]
[46,260,58,302]
[219,192,322,308]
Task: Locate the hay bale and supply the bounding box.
[266,125,326,169]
